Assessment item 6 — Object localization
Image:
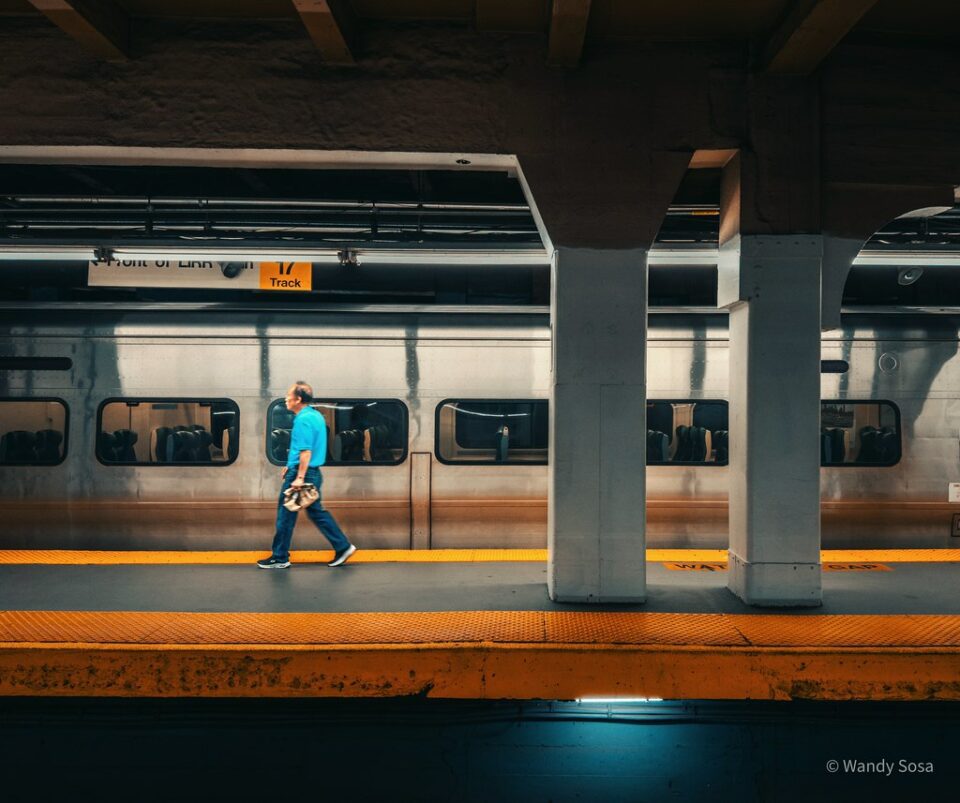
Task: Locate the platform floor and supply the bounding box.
[2,549,960,702]
[3,555,960,614]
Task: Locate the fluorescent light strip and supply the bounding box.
[357,250,547,266]
[853,251,960,267]
[110,247,340,262]
[2,245,960,268]
[0,246,98,261]
[648,249,719,266]
[108,247,551,266]
[576,697,664,703]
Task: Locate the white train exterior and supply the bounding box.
[1,304,958,549]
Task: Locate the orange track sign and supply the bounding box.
[664,562,728,571]
[259,262,312,291]
[822,563,892,572]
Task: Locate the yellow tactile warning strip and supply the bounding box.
[664,561,894,572]
[2,610,960,700]
[820,549,960,563]
[1,548,959,565]
[6,610,960,648]
[0,549,549,565]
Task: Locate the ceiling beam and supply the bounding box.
[689,149,737,170]
[28,0,128,61]
[291,0,357,65]
[548,0,591,68]
[476,0,548,33]
[761,0,878,75]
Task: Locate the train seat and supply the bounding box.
[160,425,189,462]
[171,430,197,462]
[856,426,881,462]
[365,424,393,462]
[153,427,174,462]
[646,429,669,463]
[495,425,510,463]
[271,428,292,463]
[714,430,729,463]
[827,428,847,463]
[190,428,213,462]
[820,431,833,464]
[692,426,707,462]
[0,430,37,463]
[853,425,897,463]
[332,429,362,462]
[879,428,898,462]
[33,429,63,463]
[211,412,236,458]
[674,425,692,461]
[111,429,138,463]
[223,426,238,462]
[98,431,119,462]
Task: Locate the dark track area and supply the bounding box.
[0,698,957,802]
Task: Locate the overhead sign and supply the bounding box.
[258,262,312,291]
[87,259,312,292]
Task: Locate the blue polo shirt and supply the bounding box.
[287,405,327,469]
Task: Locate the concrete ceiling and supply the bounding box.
[2,1,957,67]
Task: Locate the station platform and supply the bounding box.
[2,548,960,702]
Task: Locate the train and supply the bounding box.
[1,303,959,550]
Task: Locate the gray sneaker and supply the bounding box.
[257,556,291,569]
[327,544,357,567]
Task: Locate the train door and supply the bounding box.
[427,399,549,549]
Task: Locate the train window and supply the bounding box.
[821,400,901,467]
[820,360,849,374]
[266,399,408,466]
[435,400,548,465]
[96,399,240,466]
[646,400,729,466]
[0,398,68,466]
[0,357,73,371]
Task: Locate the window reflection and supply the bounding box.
[267,399,407,466]
[646,401,728,465]
[0,398,68,465]
[821,401,900,466]
[436,400,548,464]
[97,399,239,465]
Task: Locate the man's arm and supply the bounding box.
[286,412,314,485]
[291,450,311,487]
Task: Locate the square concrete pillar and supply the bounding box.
[719,235,823,606]
[548,247,648,602]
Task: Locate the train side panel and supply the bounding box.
[2,311,960,549]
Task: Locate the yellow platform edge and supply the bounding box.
[2,610,960,701]
[2,644,959,701]
[2,548,960,565]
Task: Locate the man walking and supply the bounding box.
[258,381,356,569]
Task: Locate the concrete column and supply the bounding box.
[549,247,648,602]
[719,235,823,606]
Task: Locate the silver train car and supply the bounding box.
[1,305,959,550]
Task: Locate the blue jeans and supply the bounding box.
[270,467,350,561]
